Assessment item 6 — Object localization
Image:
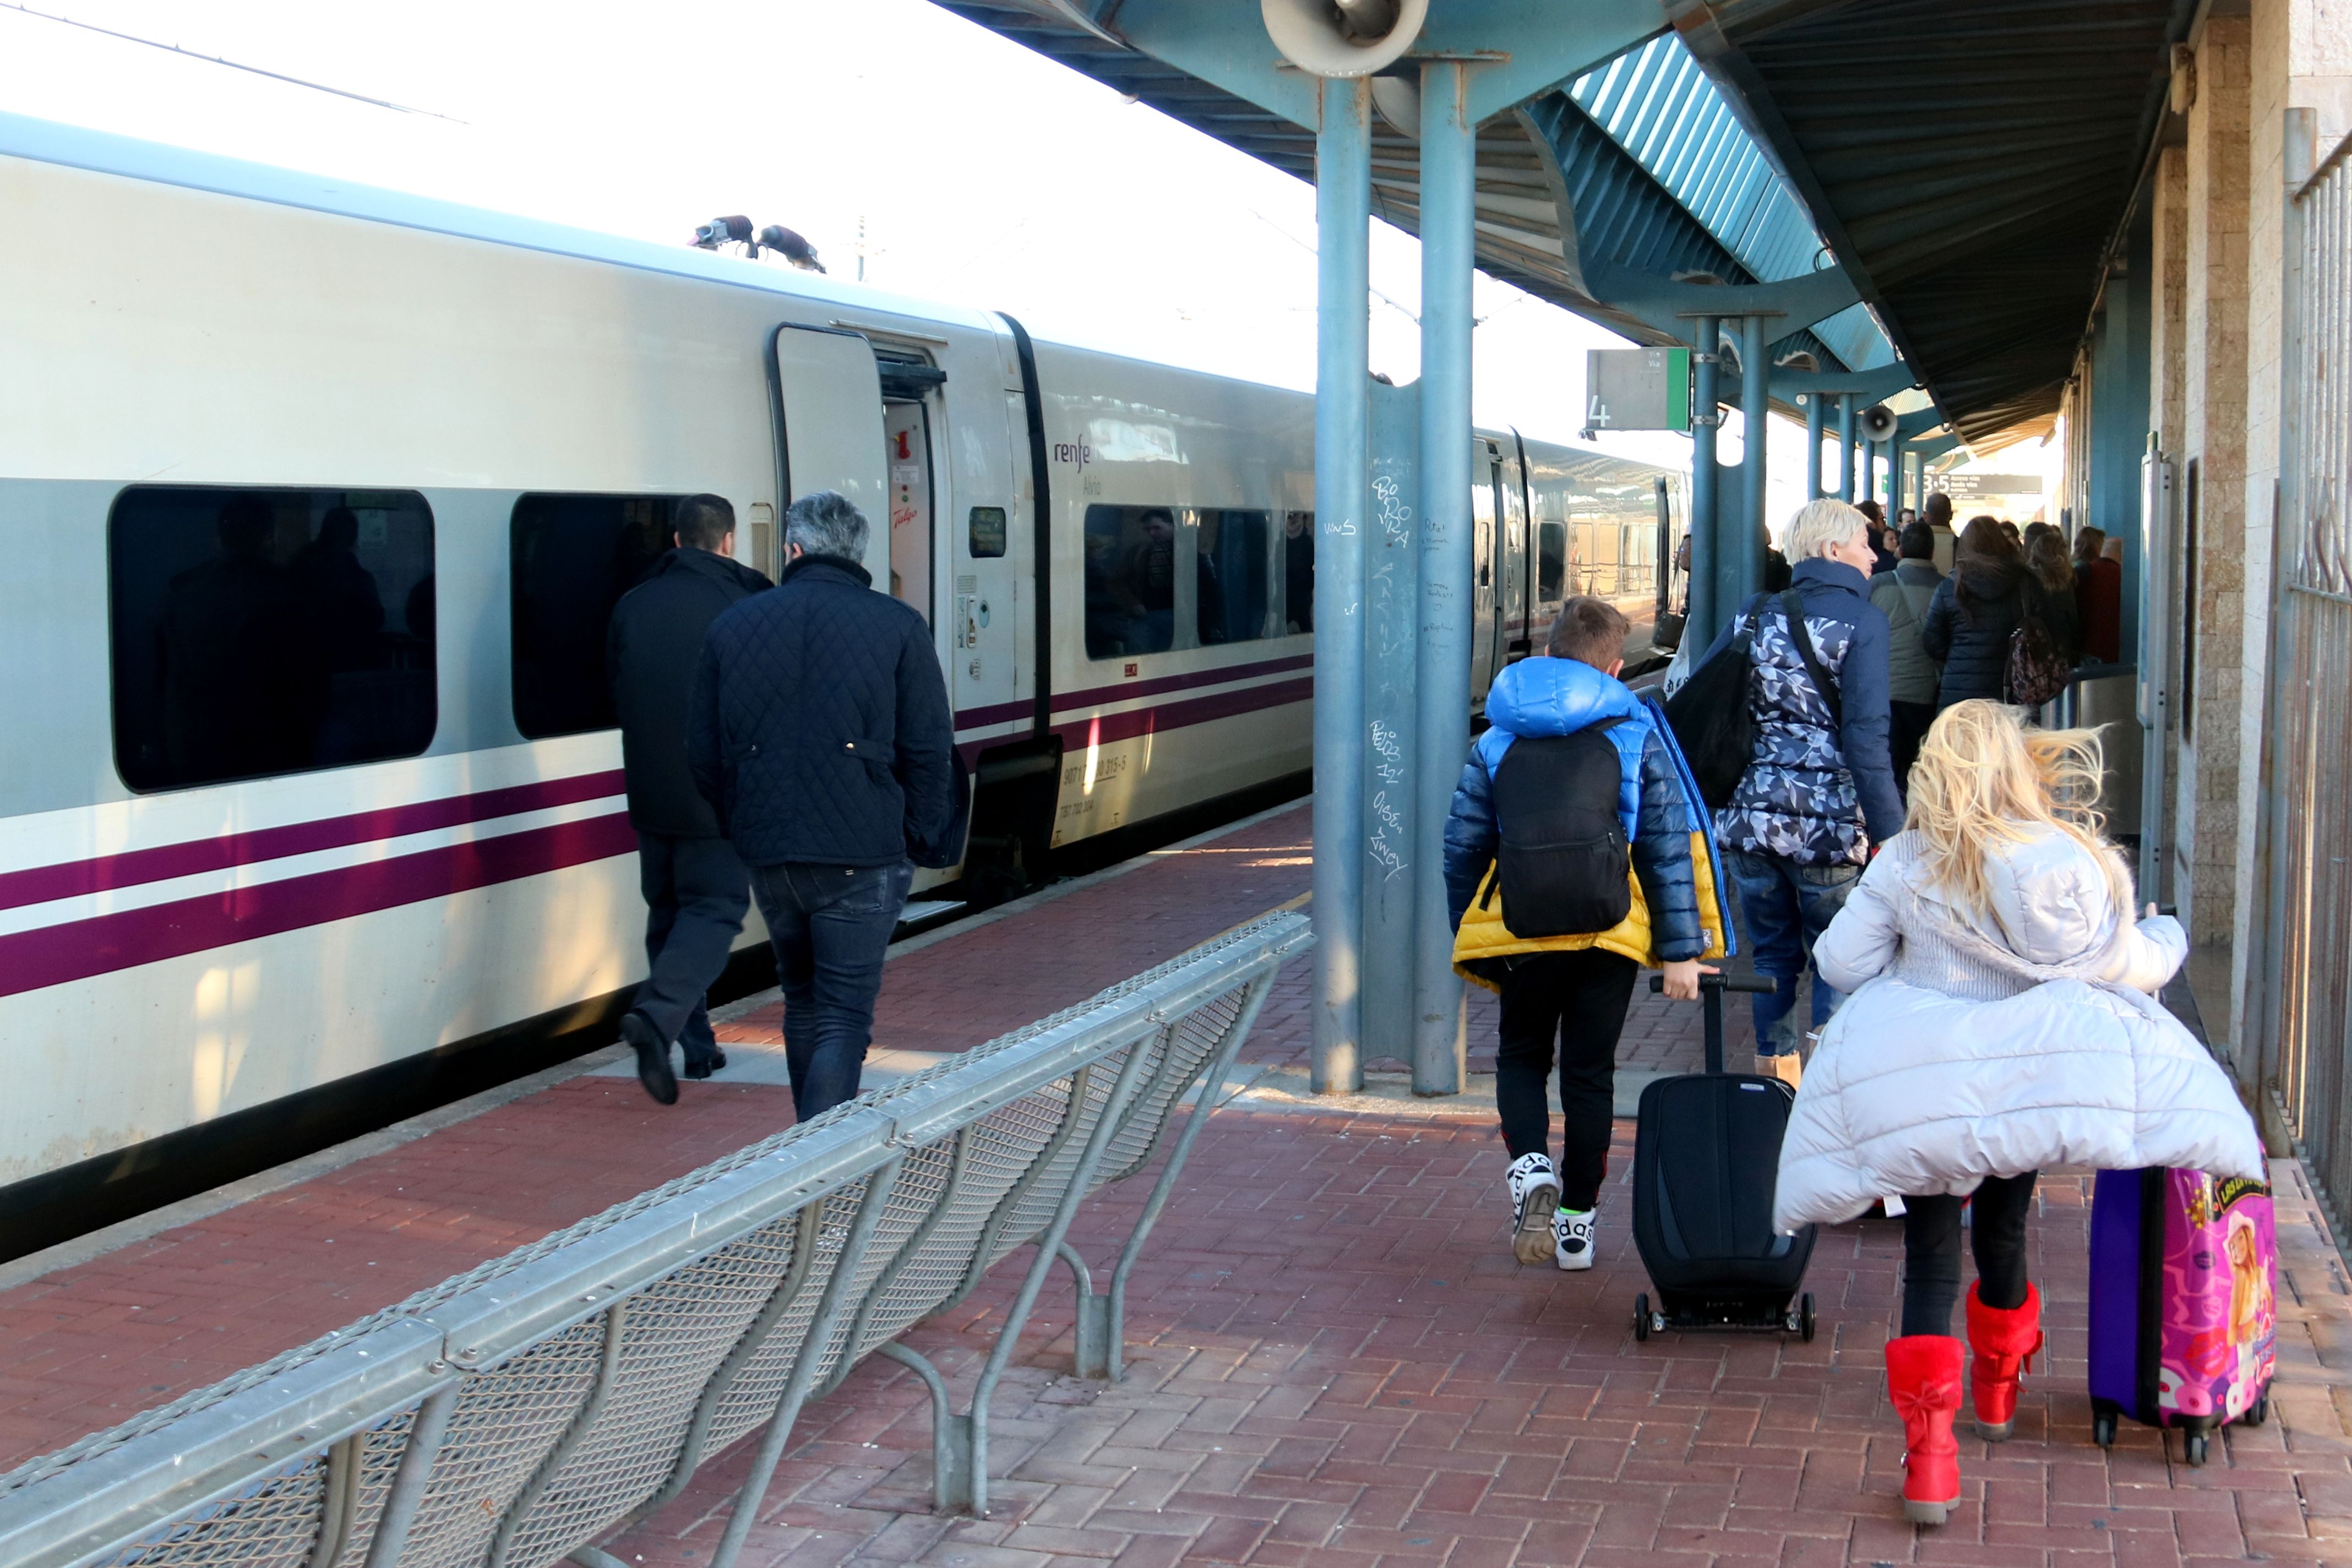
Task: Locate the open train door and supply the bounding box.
[770,324,889,585]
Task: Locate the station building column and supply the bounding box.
[1412,59,1476,1093]
[1309,74,1371,1094]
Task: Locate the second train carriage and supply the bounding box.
[0,111,1685,1246]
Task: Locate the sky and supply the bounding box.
[0,0,2045,522]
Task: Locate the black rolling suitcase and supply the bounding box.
[1630,972,1817,1342]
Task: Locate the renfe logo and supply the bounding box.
[1051,440,1093,466]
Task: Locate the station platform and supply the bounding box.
[9,802,2352,1567]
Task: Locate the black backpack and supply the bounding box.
[1663,600,1761,809]
[1481,717,1632,938]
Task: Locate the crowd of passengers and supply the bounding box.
[1449,496,2257,1528]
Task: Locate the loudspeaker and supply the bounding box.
[1261,0,1428,78]
[1858,404,1899,442]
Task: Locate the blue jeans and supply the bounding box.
[1723,848,1860,1056]
[748,859,914,1121]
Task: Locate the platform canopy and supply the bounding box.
[1669,0,2195,447]
[939,2,1892,378]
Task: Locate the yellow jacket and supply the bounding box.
[1452,829,1733,993]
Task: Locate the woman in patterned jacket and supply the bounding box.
[1683,498,1905,1084]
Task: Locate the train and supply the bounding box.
[0,111,1687,1250]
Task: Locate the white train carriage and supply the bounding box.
[0,112,1684,1251]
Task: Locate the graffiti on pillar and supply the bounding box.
[1369,472,1416,673]
[1367,719,1409,882]
[1373,472,1413,548]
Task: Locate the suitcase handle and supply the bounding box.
[1647,973,1778,995]
[1648,972,1777,1074]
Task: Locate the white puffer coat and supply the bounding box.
[1772,826,2263,1233]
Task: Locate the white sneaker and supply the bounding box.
[1553,1207,1597,1271]
[1507,1153,1562,1265]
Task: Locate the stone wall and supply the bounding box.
[2176,13,2253,951]
[2229,0,2352,1055]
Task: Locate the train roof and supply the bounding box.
[0,111,1687,489]
[0,111,1002,339]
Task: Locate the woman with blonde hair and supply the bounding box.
[1774,701,2261,1526]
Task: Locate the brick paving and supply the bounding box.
[604,1110,2352,1568]
[10,796,2352,1566]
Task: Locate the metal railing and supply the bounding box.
[0,912,1313,1568]
[2254,116,2352,1238]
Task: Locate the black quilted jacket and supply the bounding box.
[687,556,955,868]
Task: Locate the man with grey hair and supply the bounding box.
[688,489,957,1121]
[1685,496,1902,1087]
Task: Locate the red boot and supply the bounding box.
[1965,1280,2044,1441]
[1885,1335,1965,1526]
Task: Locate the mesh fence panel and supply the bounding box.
[801,1137,959,1390]
[87,1457,325,1568]
[701,1182,869,1455]
[325,1412,418,1568]
[849,1090,1072,1351]
[399,1321,606,1568]
[1098,984,1249,1185]
[982,1041,1147,1266]
[492,1216,803,1568]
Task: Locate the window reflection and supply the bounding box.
[111,486,436,792]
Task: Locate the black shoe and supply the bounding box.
[682,1048,728,1081]
[621,1012,678,1106]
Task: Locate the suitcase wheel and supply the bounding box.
[1634,1293,1651,1342]
[2184,1431,2211,1467]
[2244,1393,2270,1428]
[2092,1411,2117,1449]
[1799,1293,1816,1343]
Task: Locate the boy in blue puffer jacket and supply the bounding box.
[1444,598,1729,1271]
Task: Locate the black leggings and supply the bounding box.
[1900,1172,2038,1337]
[1495,949,1638,1211]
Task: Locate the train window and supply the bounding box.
[1198,510,1271,645]
[109,486,437,793]
[511,493,679,738]
[1283,512,1314,633]
[1082,505,1179,659]
[968,506,1008,558]
[1538,520,1567,601]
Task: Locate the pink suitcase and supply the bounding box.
[2088,1167,2278,1464]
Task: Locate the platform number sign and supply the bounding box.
[1583,347,1692,437]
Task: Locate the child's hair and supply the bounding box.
[1904,700,2133,920]
[1546,596,1629,667]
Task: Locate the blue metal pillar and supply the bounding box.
[1360,381,1419,1072]
[1412,60,1473,1096]
[1688,316,1721,643]
[1733,312,1768,614]
[1804,393,1824,499]
[1836,393,1856,500]
[1310,75,1370,1096]
[1860,439,1877,516]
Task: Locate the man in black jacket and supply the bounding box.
[609,494,772,1104]
[688,490,956,1121]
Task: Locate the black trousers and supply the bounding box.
[633,831,752,1065]
[1496,948,1638,1211]
[1900,1171,2038,1337]
[1890,699,1937,794]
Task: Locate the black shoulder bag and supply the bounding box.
[1662,595,1764,809]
